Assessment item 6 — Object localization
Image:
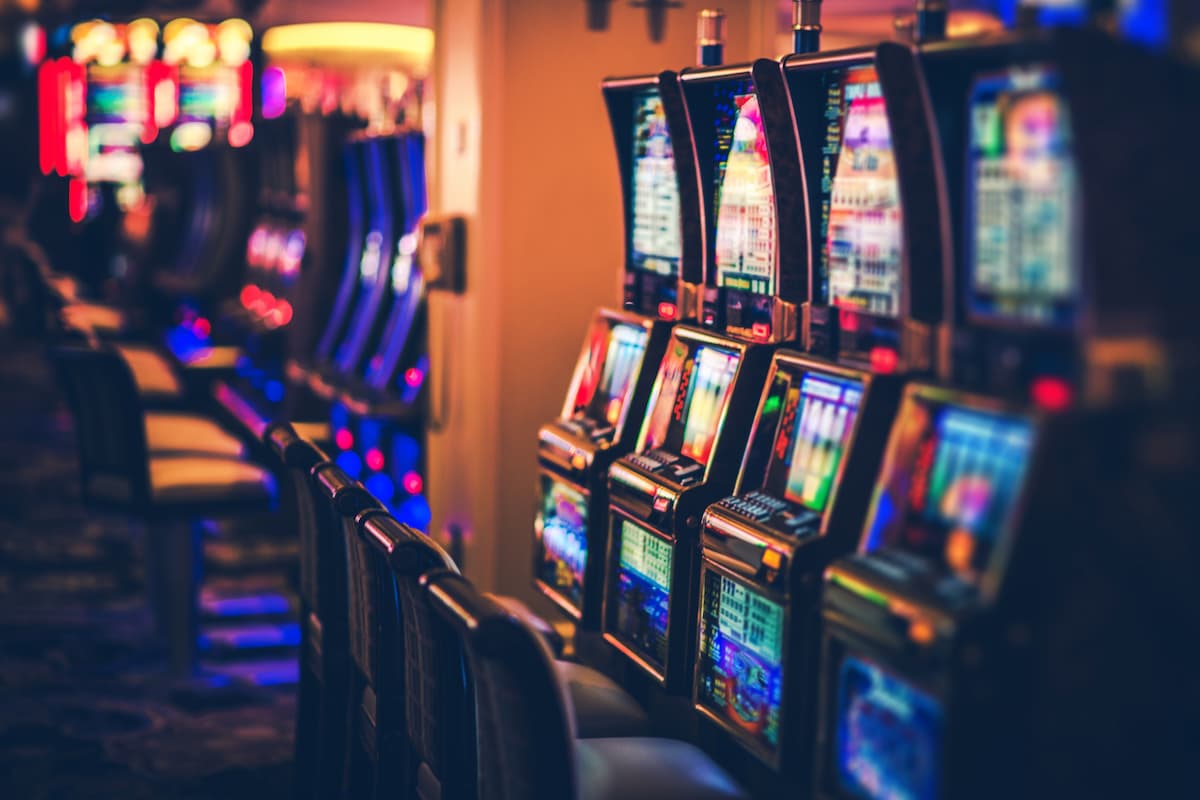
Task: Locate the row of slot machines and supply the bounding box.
[213,113,434,527]
[532,20,1198,800]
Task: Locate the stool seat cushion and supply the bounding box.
[60,301,124,333]
[149,456,275,505]
[576,737,749,800]
[145,412,246,458]
[556,661,649,738]
[114,344,183,398]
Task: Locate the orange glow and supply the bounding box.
[909,618,935,645]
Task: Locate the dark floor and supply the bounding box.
[0,335,296,799]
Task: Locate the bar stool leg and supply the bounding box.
[146,520,203,675]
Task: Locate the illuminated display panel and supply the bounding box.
[611,518,674,670]
[967,65,1078,326]
[639,339,741,467]
[711,78,776,297]
[863,395,1033,585]
[163,19,254,150]
[835,655,943,800]
[577,322,649,428]
[762,371,864,513]
[821,66,903,317]
[697,569,785,758]
[629,88,682,278]
[535,475,588,610]
[85,64,145,188]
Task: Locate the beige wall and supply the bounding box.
[428,0,775,602]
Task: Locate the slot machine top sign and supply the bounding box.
[630,87,683,283]
[162,18,254,151]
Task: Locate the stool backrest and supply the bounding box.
[360,513,470,799]
[264,423,329,610]
[50,344,151,507]
[424,570,578,800]
[312,463,383,682]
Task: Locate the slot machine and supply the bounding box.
[330,129,434,528]
[689,29,947,793]
[600,57,806,700]
[152,18,256,324]
[812,21,1200,800]
[530,72,697,640]
[308,132,398,391]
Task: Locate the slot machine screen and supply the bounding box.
[611,518,674,670]
[570,319,650,428]
[763,371,864,513]
[966,65,1078,326]
[835,654,943,800]
[711,79,776,297]
[589,323,649,428]
[535,476,588,610]
[820,66,903,317]
[630,88,682,277]
[697,569,785,759]
[639,340,741,467]
[85,65,146,194]
[863,395,1033,584]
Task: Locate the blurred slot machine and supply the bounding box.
[152,18,257,355]
[600,55,807,708]
[531,72,696,648]
[813,15,1200,800]
[38,18,163,221]
[687,29,952,792]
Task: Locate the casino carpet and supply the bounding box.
[0,334,296,799]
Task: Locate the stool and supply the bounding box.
[423,571,748,800]
[51,343,275,674]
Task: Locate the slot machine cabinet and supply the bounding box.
[604,72,705,324]
[810,27,1200,800]
[885,27,1200,407]
[531,72,692,639]
[692,354,901,793]
[687,42,946,793]
[601,58,807,700]
[786,48,944,375]
[811,384,1042,800]
[680,59,807,347]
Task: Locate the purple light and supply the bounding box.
[261,66,287,120]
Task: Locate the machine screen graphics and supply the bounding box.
[967,65,1078,326]
[864,397,1032,584]
[766,371,863,513]
[821,66,903,317]
[697,569,784,756]
[630,89,682,277]
[613,519,673,670]
[85,66,145,189]
[836,655,943,800]
[573,321,649,428]
[640,341,740,467]
[712,80,776,296]
[535,476,588,610]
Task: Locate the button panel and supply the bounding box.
[716,490,823,536]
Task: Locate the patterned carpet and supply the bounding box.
[0,335,296,799]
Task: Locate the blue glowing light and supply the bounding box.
[392,434,420,473]
[335,450,363,479]
[395,494,431,531]
[365,472,396,503]
[265,380,284,403]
